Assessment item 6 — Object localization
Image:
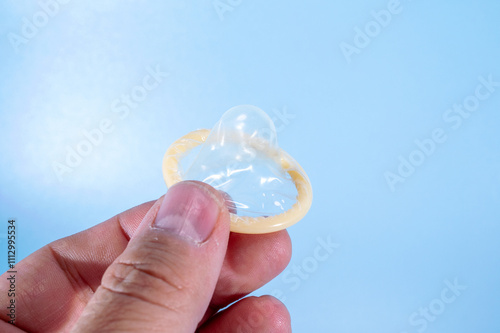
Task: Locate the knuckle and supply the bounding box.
[100,240,194,311]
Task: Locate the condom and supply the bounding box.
[162,105,312,234]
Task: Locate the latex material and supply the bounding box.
[162,105,312,234]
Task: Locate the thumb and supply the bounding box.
[72,181,231,333]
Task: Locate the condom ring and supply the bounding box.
[162,128,312,234]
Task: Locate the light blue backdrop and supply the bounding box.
[1,1,499,332]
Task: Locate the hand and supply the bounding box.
[0,181,292,332]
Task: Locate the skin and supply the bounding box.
[0,181,292,332]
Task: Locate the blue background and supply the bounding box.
[1,1,499,332]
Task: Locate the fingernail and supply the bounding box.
[154,181,221,243]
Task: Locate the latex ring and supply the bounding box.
[162,129,313,234]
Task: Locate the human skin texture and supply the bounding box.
[0,181,292,332]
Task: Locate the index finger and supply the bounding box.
[0,198,291,332]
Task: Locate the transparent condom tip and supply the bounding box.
[163,105,312,233]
